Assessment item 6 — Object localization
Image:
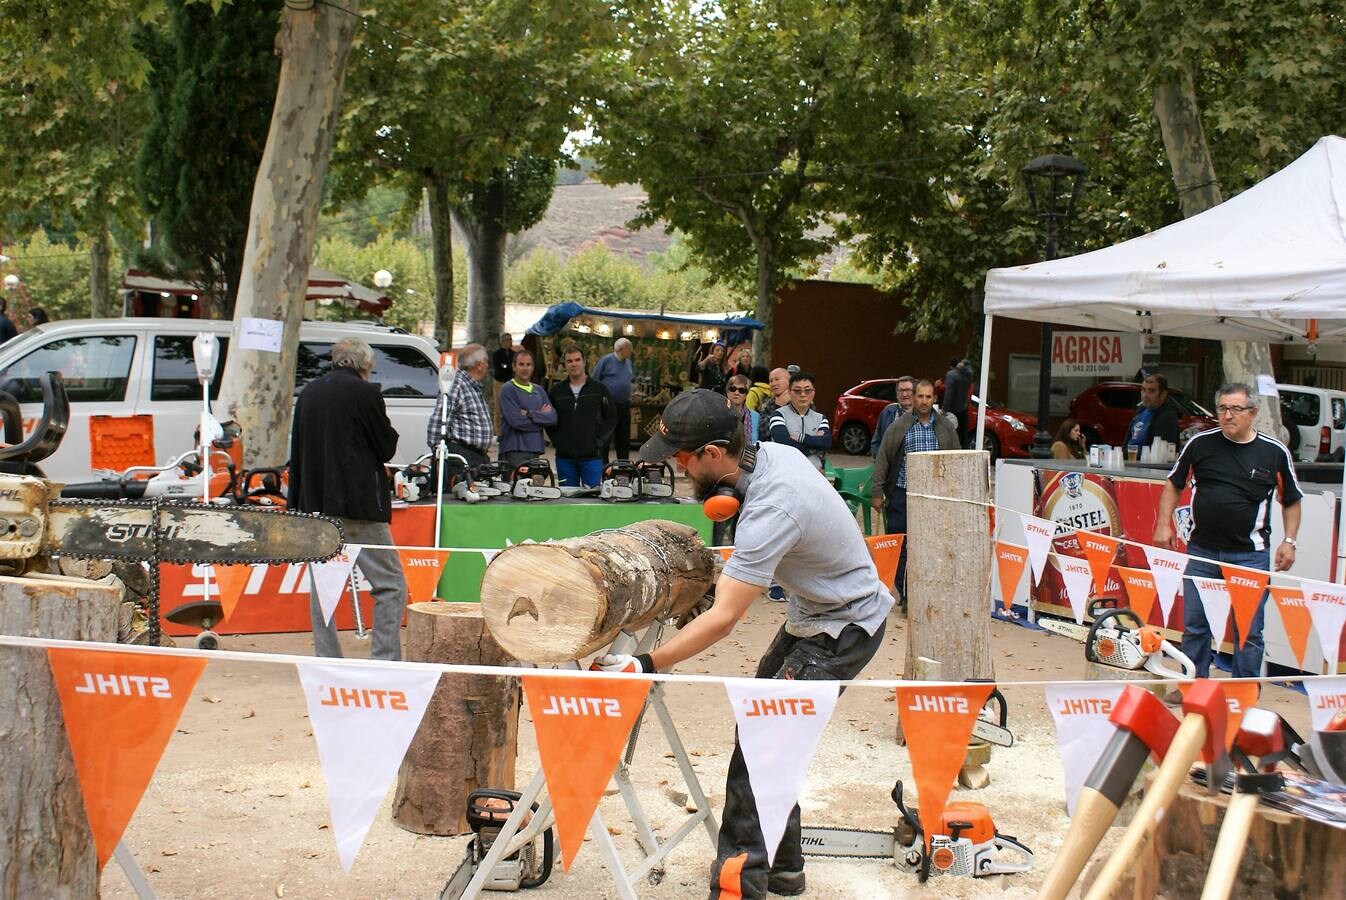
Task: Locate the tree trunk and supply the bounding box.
[88,217,112,319]
[393,602,520,835]
[216,2,359,468]
[752,238,777,365]
[453,181,508,349]
[1152,70,1281,433]
[0,573,122,897]
[426,174,456,350]
[479,520,715,663]
[903,450,993,682]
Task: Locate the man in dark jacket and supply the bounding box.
[290,338,406,661]
[1124,372,1182,455]
[546,344,616,487]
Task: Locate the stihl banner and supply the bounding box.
[1044,683,1126,816]
[895,684,994,851]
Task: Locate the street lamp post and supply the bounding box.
[1022,154,1086,459]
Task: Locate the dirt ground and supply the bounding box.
[97,596,1314,900]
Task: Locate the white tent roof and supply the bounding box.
[984,136,1346,342]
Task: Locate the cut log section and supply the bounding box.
[479,519,715,663]
[393,602,520,836]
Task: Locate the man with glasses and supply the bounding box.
[1154,382,1302,677]
[592,389,893,898]
[870,375,916,456]
[766,370,831,469]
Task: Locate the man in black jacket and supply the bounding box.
[290,338,407,660]
[546,344,615,487]
[1124,372,1182,455]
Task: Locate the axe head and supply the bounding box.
[1182,679,1233,793]
[1108,684,1179,763]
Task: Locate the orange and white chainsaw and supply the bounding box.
[801,781,1033,881]
[1039,606,1195,679]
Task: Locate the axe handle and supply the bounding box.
[1199,791,1259,900]
[1082,715,1209,900]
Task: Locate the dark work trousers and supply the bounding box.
[709,621,886,899]
[950,407,969,445]
[606,401,632,461]
[883,487,909,606]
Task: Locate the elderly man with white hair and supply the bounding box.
[592,336,635,460]
[426,342,493,468]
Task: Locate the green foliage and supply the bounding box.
[319,183,417,247]
[2,233,124,322]
[312,233,464,334]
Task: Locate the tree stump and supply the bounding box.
[392,602,521,836]
[0,572,121,896]
[479,519,715,663]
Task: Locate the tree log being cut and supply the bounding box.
[479,520,715,663]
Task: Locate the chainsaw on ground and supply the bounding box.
[599,459,641,501]
[1038,605,1196,679]
[636,460,675,498]
[509,459,562,500]
[440,789,555,897]
[801,781,1032,881]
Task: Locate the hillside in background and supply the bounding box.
[511,180,674,262]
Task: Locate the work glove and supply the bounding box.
[589,653,655,674]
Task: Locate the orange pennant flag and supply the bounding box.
[1270,585,1313,668]
[865,534,904,591]
[895,683,994,852]
[994,542,1029,612]
[523,675,651,871]
[1221,564,1269,649]
[1115,566,1159,625]
[210,564,253,623]
[716,547,733,562]
[47,648,206,869]
[1179,680,1260,750]
[397,549,451,603]
[1075,530,1121,596]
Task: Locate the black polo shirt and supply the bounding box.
[1167,428,1303,552]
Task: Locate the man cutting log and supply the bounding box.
[592,388,894,898]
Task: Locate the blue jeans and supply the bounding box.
[1181,542,1269,678]
[555,456,603,488]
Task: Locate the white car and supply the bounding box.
[0,318,441,482]
[1277,382,1346,463]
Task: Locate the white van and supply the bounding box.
[0,318,441,482]
[1277,382,1346,463]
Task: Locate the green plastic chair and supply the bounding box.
[825,463,875,534]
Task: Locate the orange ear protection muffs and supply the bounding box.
[700,443,757,522]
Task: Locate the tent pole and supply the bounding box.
[976,314,993,451]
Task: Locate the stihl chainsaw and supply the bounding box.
[1039,606,1195,679]
[440,789,555,897]
[970,685,1015,748]
[801,781,1032,881]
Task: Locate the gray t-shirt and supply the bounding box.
[722,443,893,638]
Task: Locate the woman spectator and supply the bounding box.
[697,342,727,392]
[1051,418,1087,460]
[725,374,759,446]
[497,350,557,469]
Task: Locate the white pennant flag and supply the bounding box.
[725,679,840,866]
[1301,581,1346,674]
[1020,514,1059,586]
[1044,683,1127,815]
[1056,555,1095,624]
[1142,546,1188,623]
[309,545,363,625]
[1192,577,1232,647]
[481,549,501,564]
[1303,676,1346,730]
[298,662,440,872]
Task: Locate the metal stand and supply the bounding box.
[446,625,719,899]
[114,840,158,899]
[346,568,367,640]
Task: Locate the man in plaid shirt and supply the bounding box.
[427,343,494,467]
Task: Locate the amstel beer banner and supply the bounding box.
[894,684,994,850]
[310,545,363,625]
[1044,683,1125,815]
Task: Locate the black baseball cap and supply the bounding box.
[639,389,739,462]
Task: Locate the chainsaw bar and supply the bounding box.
[46,499,344,566]
[800,826,900,859]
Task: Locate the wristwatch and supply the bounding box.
[1283,537,1298,547]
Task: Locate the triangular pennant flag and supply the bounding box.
[47,648,207,869]
[994,542,1030,613]
[726,680,840,866]
[1180,680,1260,750]
[481,549,501,564]
[1142,546,1189,623]
[524,675,650,871]
[895,684,994,851]
[1116,566,1159,624]
[396,549,450,603]
[716,547,733,562]
[309,545,362,626]
[1044,683,1126,815]
[1020,514,1058,585]
[1270,585,1313,669]
[1193,577,1233,646]
[1220,565,1269,649]
[1301,581,1346,674]
[1303,676,1346,730]
[865,534,904,591]
[1075,531,1121,595]
[1056,555,1095,624]
[211,563,254,623]
[298,661,440,872]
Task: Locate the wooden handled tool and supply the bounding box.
[1200,707,1284,900]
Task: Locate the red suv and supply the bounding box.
[831,378,1036,460]
[1068,381,1217,447]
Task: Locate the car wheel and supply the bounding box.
[839,422,870,455]
[970,430,1001,460]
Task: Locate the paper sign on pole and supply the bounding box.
[523,675,650,871]
[895,684,994,851]
[1020,514,1059,585]
[1056,555,1095,624]
[396,549,450,603]
[239,316,283,352]
[309,545,362,625]
[210,563,254,623]
[1193,577,1232,647]
[1075,531,1121,596]
[1044,683,1126,815]
[298,661,440,872]
[865,534,904,591]
[1270,585,1313,669]
[1301,580,1346,674]
[1303,677,1346,730]
[1220,564,1269,649]
[994,542,1029,613]
[1142,546,1188,623]
[1115,566,1159,624]
[47,648,207,869]
[726,680,840,866]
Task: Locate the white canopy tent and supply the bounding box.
[977,135,1346,578]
